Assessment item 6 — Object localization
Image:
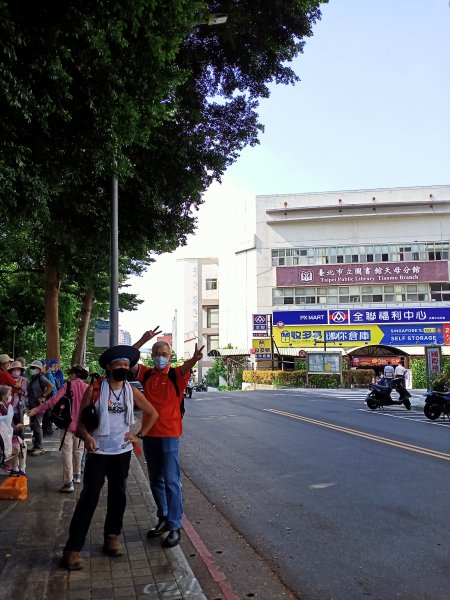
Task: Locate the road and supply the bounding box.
[180,388,449,600]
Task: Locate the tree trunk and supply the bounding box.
[44,262,61,362]
[72,288,94,365]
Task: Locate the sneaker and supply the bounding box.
[29,447,45,456]
[61,550,84,570]
[102,534,123,557]
[18,470,28,478]
[73,474,81,484]
[9,470,20,477]
[59,482,75,493]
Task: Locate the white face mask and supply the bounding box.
[11,370,21,378]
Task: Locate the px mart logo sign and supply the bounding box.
[328,310,349,324]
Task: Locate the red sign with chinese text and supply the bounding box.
[276,261,448,287]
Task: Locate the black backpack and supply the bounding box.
[50,381,72,450]
[143,367,185,418]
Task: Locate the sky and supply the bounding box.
[120,0,450,343]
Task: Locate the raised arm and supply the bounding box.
[133,326,162,350]
[180,343,204,377]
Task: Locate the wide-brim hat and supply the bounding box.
[27,360,44,370]
[8,361,25,373]
[98,345,140,370]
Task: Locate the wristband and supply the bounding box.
[136,431,144,439]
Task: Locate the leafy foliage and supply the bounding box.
[205,357,227,387]
[0,0,325,361]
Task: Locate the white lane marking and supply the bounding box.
[357,408,450,426]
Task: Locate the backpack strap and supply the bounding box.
[90,376,105,404]
[38,374,47,395]
[143,367,153,384]
[167,367,181,398]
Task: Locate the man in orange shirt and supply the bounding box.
[133,329,203,548]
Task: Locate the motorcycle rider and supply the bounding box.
[395,361,407,386]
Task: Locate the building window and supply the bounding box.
[206,307,219,328]
[206,335,219,354]
[430,283,450,301]
[206,278,218,290]
[271,242,449,266]
[272,284,430,305]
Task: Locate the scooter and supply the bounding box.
[194,379,207,392]
[365,376,411,410]
[423,388,450,420]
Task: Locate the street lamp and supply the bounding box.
[108,13,228,347]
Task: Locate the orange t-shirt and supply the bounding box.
[137,364,189,437]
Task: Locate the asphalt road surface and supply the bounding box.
[181,388,450,600]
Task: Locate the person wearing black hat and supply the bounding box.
[61,345,158,571]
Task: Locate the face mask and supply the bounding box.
[153,356,169,370]
[11,370,21,378]
[111,367,129,382]
[29,368,37,375]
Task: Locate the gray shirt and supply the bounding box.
[28,374,52,407]
[383,365,395,378]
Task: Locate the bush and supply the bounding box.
[341,369,375,387]
[431,361,450,391]
[308,373,341,388]
[205,358,227,388]
[411,358,426,389]
[272,371,306,387]
[234,371,243,388]
[353,369,375,386]
[242,370,306,387]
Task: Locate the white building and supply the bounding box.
[176,185,450,372]
[254,184,450,368]
[175,257,219,379]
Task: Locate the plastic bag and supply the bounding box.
[0,404,14,461]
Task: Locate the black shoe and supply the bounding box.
[146,518,169,538]
[162,529,181,548]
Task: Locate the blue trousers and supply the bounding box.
[143,437,183,530]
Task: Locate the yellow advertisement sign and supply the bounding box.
[252,338,272,358]
[273,325,384,348]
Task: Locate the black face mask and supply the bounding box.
[112,368,129,382]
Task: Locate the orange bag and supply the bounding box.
[0,476,28,500]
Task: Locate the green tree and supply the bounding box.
[0,0,325,361]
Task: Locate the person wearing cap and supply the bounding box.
[27,360,54,456]
[47,359,64,390]
[7,360,28,428]
[29,365,89,492]
[61,345,158,571]
[132,328,204,549]
[0,354,23,393]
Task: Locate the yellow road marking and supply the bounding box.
[264,408,450,461]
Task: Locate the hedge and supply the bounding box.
[243,370,306,386]
[243,369,375,388]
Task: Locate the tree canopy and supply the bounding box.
[0,0,325,363]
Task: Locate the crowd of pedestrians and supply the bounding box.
[0,330,203,572]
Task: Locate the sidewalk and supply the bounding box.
[0,433,207,600]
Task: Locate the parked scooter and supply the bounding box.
[194,379,207,392]
[366,376,411,410]
[423,388,450,420]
